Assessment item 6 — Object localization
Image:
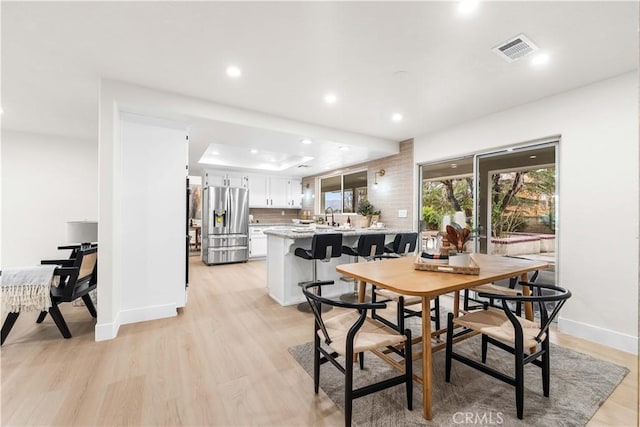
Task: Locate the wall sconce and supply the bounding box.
[373,169,385,189]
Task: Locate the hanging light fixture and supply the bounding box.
[373,169,385,189]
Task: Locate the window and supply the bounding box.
[320,170,367,213]
[420,158,474,231]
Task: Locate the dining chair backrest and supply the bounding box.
[310,233,343,261]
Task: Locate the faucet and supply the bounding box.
[325,208,335,226]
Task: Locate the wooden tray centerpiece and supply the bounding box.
[414,254,480,275]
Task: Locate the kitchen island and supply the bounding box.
[263,227,413,306]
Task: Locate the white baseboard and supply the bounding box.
[95,312,121,342]
[119,303,177,326]
[559,317,638,355]
[94,303,177,341]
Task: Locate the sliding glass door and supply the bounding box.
[419,141,558,284]
[474,142,558,286]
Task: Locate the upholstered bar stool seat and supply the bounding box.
[339,233,386,302]
[295,233,343,313]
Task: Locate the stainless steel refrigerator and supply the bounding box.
[202,186,249,265]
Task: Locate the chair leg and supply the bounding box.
[515,341,525,419]
[404,329,413,411]
[345,350,354,427]
[313,333,320,394]
[542,338,550,397]
[36,311,48,323]
[359,352,364,370]
[398,296,405,334]
[433,296,441,330]
[463,289,470,311]
[445,313,454,382]
[481,334,488,363]
[48,304,72,339]
[1,312,20,345]
[82,294,97,318]
[371,286,377,319]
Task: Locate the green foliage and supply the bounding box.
[421,178,472,229]
[491,196,527,237]
[491,168,555,236]
[421,206,442,230]
[357,200,376,216]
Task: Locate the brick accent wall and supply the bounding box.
[301,139,414,230]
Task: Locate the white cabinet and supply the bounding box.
[204,170,248,188]
[248,175,269,207]
[288,179,302,209]
[249,227,268,258]
[269,177,290,207]
[248,175,301,208]
[227,172,248,188]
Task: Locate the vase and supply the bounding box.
[449,252,471,267]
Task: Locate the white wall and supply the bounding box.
[414,72,639,353]
[117,114,187,324]
[1,130,98,267]
[95,81,193,341]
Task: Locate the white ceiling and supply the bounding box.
[2,1,638,175]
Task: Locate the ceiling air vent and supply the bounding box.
[492,34,538,63]
[297,164,309,168]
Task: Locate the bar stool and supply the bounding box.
[339,234,386,302]
[295,233,343,313]
[372,232,441,333]
[384,232,419,257]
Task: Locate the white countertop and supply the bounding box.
[263,227,412,239]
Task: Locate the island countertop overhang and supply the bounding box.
[263,227,414,240]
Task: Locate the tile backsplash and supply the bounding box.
[249,208,300,224]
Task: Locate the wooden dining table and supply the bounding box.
[335,253,548,420]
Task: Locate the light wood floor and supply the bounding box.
[1,258,637,426]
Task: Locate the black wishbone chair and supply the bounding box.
[445,282,571,420]
[302,281,413,427]
[372,232,441,335]
[463,270,540,316]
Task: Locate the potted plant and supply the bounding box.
[446,223,473,266]
[357,200,378,227]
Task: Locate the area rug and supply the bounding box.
[289,335,628,426]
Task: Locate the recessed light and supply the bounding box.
[324,93,337,104]
[531,53,550,66]
[226,65,242,78]
[530,155,537,159]
[250,149,258,154]
[392,113,403,122]
[458,0,479,14]
[301,139,313,145]
[451,163,458,168]
[339,146,349,151]
[211,151,219,155]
